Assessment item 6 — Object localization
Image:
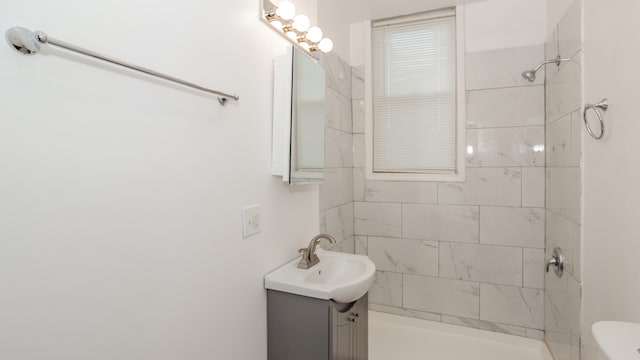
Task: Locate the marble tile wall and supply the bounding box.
[352,43,547,339]
[319,53,356,253]
[544,0,583,359]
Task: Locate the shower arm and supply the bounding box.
[532,55,571,72]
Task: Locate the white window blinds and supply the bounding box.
[372,10,457,173]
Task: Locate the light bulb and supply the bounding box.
[286,31,298,41]
[318,38,333,53]
[292,14,310,32]
[275,1,296,20]
[306,26,323,43]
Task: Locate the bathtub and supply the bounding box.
[369,311,553,360]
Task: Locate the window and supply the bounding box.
[366,7,465,181]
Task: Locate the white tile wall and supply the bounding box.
[545,294,573,360]
[466,45,545,90]
[522,167,546,208]
[366,181,437,204]
[325,127,353,168]
[352,99,365,134]
[546,114,572,165]
[320,167,353,210]
[352,133,365,168]
[439,243,523,286]
[546,110,582,167]
[466,127,545,167]
[354,202,402,237]
[480,284,544,329]
[402,204,479,243]
[352,168,365,202]
[523,248,545,289]
[355,235,368,255]
[546,167,581,224]
[324,203,354,243]
[369,271,403,307]
[322,53,352,99]
[320,53,356,264]
[544,2,583,359]
[467,86,544,129]
[351,68,365,100]
[331,236,355,253]
[368,237,438,276]
[324,88,352,133]
[545,271,581,335]
[479,207,545,248]
[526,328,545,341]
[369,303,441,322]
[558,0,581,60]
[404,275,480,319]
[441,316,527,337]
[438,168,522,206]
[348,43,550,337]
[546,53,582,122]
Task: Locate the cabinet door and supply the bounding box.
[331,301,353,360]
[330,294,368,360]
[353,294,368,360]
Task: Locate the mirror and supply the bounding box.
[272,46,326,184]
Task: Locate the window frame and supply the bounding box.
[364,6,466,182]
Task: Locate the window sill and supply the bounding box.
[365,170,466,183]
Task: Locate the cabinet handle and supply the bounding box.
[351,312,359,318]
[347,317,356,323]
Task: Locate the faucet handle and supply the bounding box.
[298,248,307,254]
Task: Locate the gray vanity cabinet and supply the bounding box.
[267,290,368,360]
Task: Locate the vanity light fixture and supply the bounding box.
[263,0,333,54]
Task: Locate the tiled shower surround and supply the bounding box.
[544,0,583,359]
[352,44,547,339]
[319,53,356,254]
[318,32,580,344]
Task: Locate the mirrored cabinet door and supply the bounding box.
[271,46,326,185]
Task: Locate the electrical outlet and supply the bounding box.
[242,205,261,238]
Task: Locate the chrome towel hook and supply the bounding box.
[583,98,608,140]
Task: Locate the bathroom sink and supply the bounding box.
[592,321,640,360]
[264,249,376,303]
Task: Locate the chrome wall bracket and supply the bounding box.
[5,27,239,105]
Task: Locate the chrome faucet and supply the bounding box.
[297,234,337,269]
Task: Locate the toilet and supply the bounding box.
[592,321,640,360]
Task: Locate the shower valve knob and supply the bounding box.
[546,247,565,277]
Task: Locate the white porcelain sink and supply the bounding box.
[592,321,640,360]
[264,249,376,303]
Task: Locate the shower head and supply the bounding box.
[521,70,537,82]
[521,55,571,83]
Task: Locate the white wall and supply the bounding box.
[546,0,574,38]
[464,0,546,52]
[349,0,546,67]
[0,1,320,359]
[582,0,640,358]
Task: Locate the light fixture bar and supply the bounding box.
[262,0,333,55]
